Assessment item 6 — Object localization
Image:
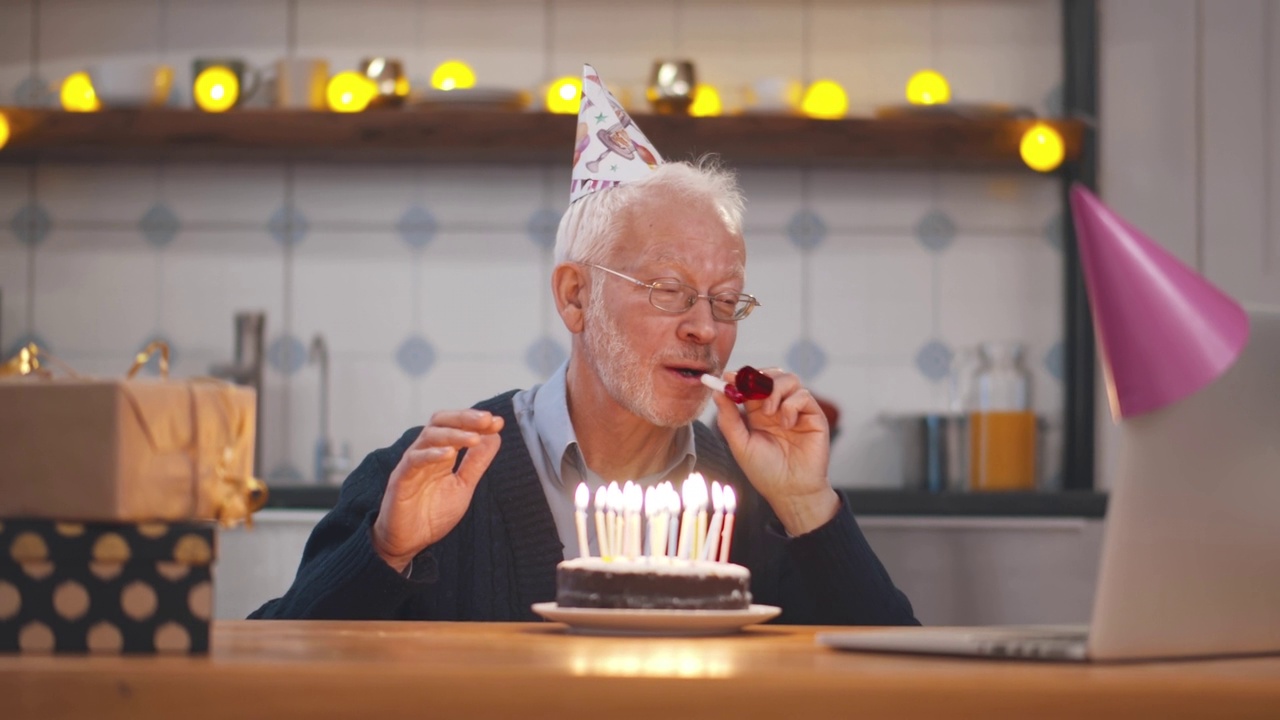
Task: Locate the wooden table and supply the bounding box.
[3,621,1279,719]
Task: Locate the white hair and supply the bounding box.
[553,156,746,266]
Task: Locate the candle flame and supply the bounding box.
[575,482,589,511]
[666,482,681,514]
[607,481,623,513]
[594,485,608,512]
[644,486,656,517]
[625,482,643,514]
[711,481,724,513]
[683,472,708,510]
[723,485,736,513]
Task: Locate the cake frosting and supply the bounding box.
[555,557,751,611]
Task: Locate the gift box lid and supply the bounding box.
[0,518,216,566]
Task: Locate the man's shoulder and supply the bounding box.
[470,389,522,417]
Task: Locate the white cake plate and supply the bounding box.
[530,603,781,636]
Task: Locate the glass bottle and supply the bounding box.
[969,342,1037,491]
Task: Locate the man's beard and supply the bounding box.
[582,279,719,428]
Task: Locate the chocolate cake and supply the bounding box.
[555,557,752,611]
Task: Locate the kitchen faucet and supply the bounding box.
[309,333,350,485]
[209,312,265,478]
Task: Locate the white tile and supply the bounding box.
[420,165,544,231]
[292,232,415,356]
[808,0,933,116]
[680,0,804,111]
[160,231,285,358]
[293,164,420,230]
[0,166,31,223]
[734,231,801,365]
[416,357,541,415]
[39,226,153,253]
[418,0,548,91]
[737,168,802,234]
[935,0,1061,108]
[32,242,161,356]
[936,172,1060,234]
[420,231,542,357]
[295,0,422,78]
[936,233,1062,354]
[164,164,286,229]
[289,355,417,482]
[809,169,933,233]
[0,0,33,105]
[810,234,935,363]
[550,0,677,103]
[164,0,289,109]
[38,0,162,85]
[0,244,30,350]
[37,163,161,226]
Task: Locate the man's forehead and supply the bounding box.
[633,246,746,278]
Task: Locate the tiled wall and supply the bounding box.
[0,0,1066,489]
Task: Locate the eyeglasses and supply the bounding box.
[585,264,761,322]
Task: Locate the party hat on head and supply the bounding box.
[570,63,664,203]
[1068,184,1249,420]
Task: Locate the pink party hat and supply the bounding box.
[1069,184,1249,419]
[569,64,664,203]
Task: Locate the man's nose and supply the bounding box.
[678,298,718,345]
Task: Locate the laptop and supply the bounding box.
[819,307,1280,662]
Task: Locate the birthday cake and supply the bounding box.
[555,557,751,611]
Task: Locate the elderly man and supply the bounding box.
[251,66,916,626]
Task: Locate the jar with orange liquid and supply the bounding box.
[969,342,1037,491]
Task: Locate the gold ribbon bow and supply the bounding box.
[2,340,268,527]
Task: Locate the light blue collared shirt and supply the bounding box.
[511,361,697,557]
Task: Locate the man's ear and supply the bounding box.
[552,263,587,334]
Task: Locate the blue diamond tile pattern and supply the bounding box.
[396,335,437,378]
[397,205,438,249]
[267,334,308,376]
[914,339,953,381]
[524,335,566,377]
[267,206,309,247]
[268,463,306,485]
[4,333,51,360]
[526,208,561,250]
[1043,212,1064,252]
[1044,341,1065,382]
[786,338,828,381]
[139,203,181,248]
[786,209,827,251]
[915,211,957,253]
[10,203,51,246]
[132,334,178,376]
[13,75,53,107]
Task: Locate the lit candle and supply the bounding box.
[644,486,657,557]
[676,475,698,560]
[575,482,591,559]
[606,481,622,561]
[624,481,643,559]
[604,481,619,561]
[718,486,737,563]
[693,474,709,560]
[665,483,680,558]
[594,485,609,559]
[701,481,724,561]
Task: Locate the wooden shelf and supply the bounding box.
[0,107,1083,169]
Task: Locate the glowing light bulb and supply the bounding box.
[193,66,239,113]
[1019,122,1065,172]
[0,112,10,152]
[689,84,722,117]
[431,60,476,91]
[906,69,950,106]
[60,72,100,112]
[326,71,377,113]
[545,76,582,115]
[800,79,848,120]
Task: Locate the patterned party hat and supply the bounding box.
[570,64,664,203]
[1069,184,1250,419]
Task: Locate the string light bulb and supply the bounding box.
[1019,121,1065,172]
[326,71,377,113]
[800,79,848,120]
[906,69,950,106]
[0,112,10,152]
[60,72,101,112]
[689,84,722,117]
[545,76,582,114]
[193,66,239,113]
[431,60,476,91]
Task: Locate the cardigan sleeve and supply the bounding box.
[248,428,437,620]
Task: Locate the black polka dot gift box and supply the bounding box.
[0,518,215,654]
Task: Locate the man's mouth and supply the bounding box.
[668,365,714,379]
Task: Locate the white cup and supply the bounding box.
[274,58,329,110]
[89,61,173,108]
[744,76,802,114]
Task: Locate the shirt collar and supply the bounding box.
[533,360,698,488]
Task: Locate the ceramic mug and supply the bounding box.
[89,61,173,108]
[191,58,263,109]
[274,58,329,110]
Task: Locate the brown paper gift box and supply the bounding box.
[0,377,257,524]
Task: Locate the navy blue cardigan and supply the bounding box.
[250,391,918,625]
